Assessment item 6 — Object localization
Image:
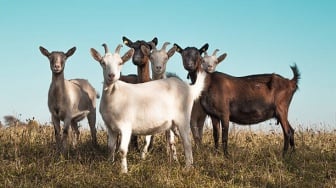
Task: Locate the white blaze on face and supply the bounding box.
[51,55,64,73]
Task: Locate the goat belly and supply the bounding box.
[230,101,275,125]
[132,120,171,135]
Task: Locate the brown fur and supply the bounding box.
[200,65,300,156]
[174,43,221,149]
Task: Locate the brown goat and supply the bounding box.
[122,36,158,151]
[174,43,221,149]
[200,63,300,156]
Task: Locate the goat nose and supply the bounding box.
[156,66,161,71]
[108,73,115,79]
[54,64,61,69]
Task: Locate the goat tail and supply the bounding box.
[290,63,300,82]
[190,70,206,101]
[290,63,301,90]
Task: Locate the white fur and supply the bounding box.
[91,44,205,173]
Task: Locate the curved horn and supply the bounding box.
[102,43,109,53]
[149,41,157,51]
[161,42,170,51]
[115,44,123,54]
[212,49,219,56]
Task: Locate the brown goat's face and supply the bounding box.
[122,36,158,66]
[39,46,76,75]
[175,44,209,72]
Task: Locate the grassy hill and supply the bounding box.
[0,124,335,187]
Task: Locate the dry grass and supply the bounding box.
[0,124,335,187]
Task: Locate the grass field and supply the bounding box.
[0,123,335,187]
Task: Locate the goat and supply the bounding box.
[200,61,300,156]
[102,43,138,84]
[202,49,227,73]
[149,42,176,79]
[90,43,205,173]
[122,36,158,151]
[174,43,222,149]
[140,42,178,161]
[39,46,98,153]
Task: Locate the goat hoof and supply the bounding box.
[141,152,147,160]
[224,151,231,159]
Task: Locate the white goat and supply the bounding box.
[202,49,227,73]
[149,42,176,79]
[90,43,206,173]
[141,42,178,161]
[39,46,98,153]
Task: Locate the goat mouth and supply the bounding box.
[206,68,215,73]
[52,69,63,74]
[105,77,115,85]
[184,65,196,72]
[154,69,164,74]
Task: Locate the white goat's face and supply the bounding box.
[39,46,76,75]
[202,56,218,73]
[150,50,168,75]
[90,44,134,86]
[101,53,124,85]
[201,50,227,73]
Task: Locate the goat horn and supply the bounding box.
[149,42,157,50]
[102,43,109,53]
[115,44,123,54]
[161,42,170,51]
[212,49,219,56]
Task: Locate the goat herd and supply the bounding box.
[39,36,300,173]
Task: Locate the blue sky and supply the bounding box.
[0,0,335,130]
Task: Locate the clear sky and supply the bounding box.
[0,0,335,130]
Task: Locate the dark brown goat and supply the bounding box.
[174,43,221,149]
[122,36,158,150]
[122,36,158,83]
[200,63,300,156]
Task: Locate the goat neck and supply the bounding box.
[137,62,151,83]
[50,70,67,103]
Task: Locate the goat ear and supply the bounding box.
[174,43,183,54]
[121,49,134,63]
[141,45,151,57]
[199,43,209,55]
[66,47,76,57]
[39,46,50,57]
[167,46,177,58]
[150,37,158,46]
[90,48,102,63]
[122,36,133,47]
[217,53,227,64]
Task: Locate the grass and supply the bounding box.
[0,124,335,187]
